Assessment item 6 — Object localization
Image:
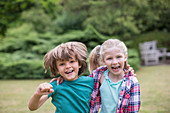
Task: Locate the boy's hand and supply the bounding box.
[35,82,54,96]
[125,64,136,76]
[50,76,64,85]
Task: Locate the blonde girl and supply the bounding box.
[89,39,140,113]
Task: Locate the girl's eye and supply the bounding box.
[107,58,112,60]
[117,56,122,58]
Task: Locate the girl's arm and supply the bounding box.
[128,77,141,112]
[28,82,54,111]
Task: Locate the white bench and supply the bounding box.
[139,40,168,65]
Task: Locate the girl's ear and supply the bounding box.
[101,59,105,65]
[125,54,128,61]
[124,54,128,70]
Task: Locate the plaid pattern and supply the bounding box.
[89,66,140,113]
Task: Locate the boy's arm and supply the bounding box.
[28,82,54,111]
[28,94,48,111]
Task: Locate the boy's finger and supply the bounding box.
[41,86,53,92]
[50,78,57,83]
[57,79,59,85]
[49,89,54,93]
[60,79,64,84]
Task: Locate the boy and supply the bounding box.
[28,42,94,113]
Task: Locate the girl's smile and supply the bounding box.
[111,65,121,72]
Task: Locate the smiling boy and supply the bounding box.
[28,42,94,113]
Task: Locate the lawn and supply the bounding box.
[0,79,54,113]
[137,65,170,113]
[0,65,170,113]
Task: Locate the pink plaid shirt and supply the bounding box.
[89,66,140,113]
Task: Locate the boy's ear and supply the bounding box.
[78,65,82,69]
[57,71,60,74]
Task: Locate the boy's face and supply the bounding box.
[56,56,81,81]
[103,47,127,77]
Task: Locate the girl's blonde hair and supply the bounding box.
[89,39,128,73]
[88,45,101,74]
[44,42,87,76]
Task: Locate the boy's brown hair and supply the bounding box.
[43,42,87,76]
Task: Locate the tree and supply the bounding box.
[0,0,34,36]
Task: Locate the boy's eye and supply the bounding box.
[70,60,75,63]
[59,63,64,66]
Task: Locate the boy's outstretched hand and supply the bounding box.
[35,82,54,96]
[125,64,136,76]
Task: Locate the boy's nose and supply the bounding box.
[66,63,71,68]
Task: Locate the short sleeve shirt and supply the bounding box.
[48,76,94,113]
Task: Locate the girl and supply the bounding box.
[89,39,140,113]
[28,42,94,113]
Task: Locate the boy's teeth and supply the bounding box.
[66,70,73,74]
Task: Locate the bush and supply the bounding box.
[128,49,140,71]
[0,52,50,79]
[131,30,170,52]
[0,24,141,79]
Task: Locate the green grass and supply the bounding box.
[0,79,54,113]
[137,65,170,113]
[0,65,170,113]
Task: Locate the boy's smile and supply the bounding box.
[56,56,81,81]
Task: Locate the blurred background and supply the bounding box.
[0,0,170,113]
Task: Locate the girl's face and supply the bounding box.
[56,56,81,81]
[103,47,127,77]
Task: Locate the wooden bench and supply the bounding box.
[139,40,168,65]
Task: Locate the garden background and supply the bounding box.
[0,0,170,113]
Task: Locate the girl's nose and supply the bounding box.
[112,59,118,64]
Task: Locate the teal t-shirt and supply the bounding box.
[48,76,94,113]
[100,69,123,113]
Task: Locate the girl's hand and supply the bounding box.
[125,64,136,76]
[50,76,64,85]
[35,82,54,96]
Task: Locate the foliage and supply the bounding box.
[130,30,170,52]
[0,0,35,36]
[0,51,51,79]
[127,49,140,71]
[0,22,115,79]
[0,0,169,79]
